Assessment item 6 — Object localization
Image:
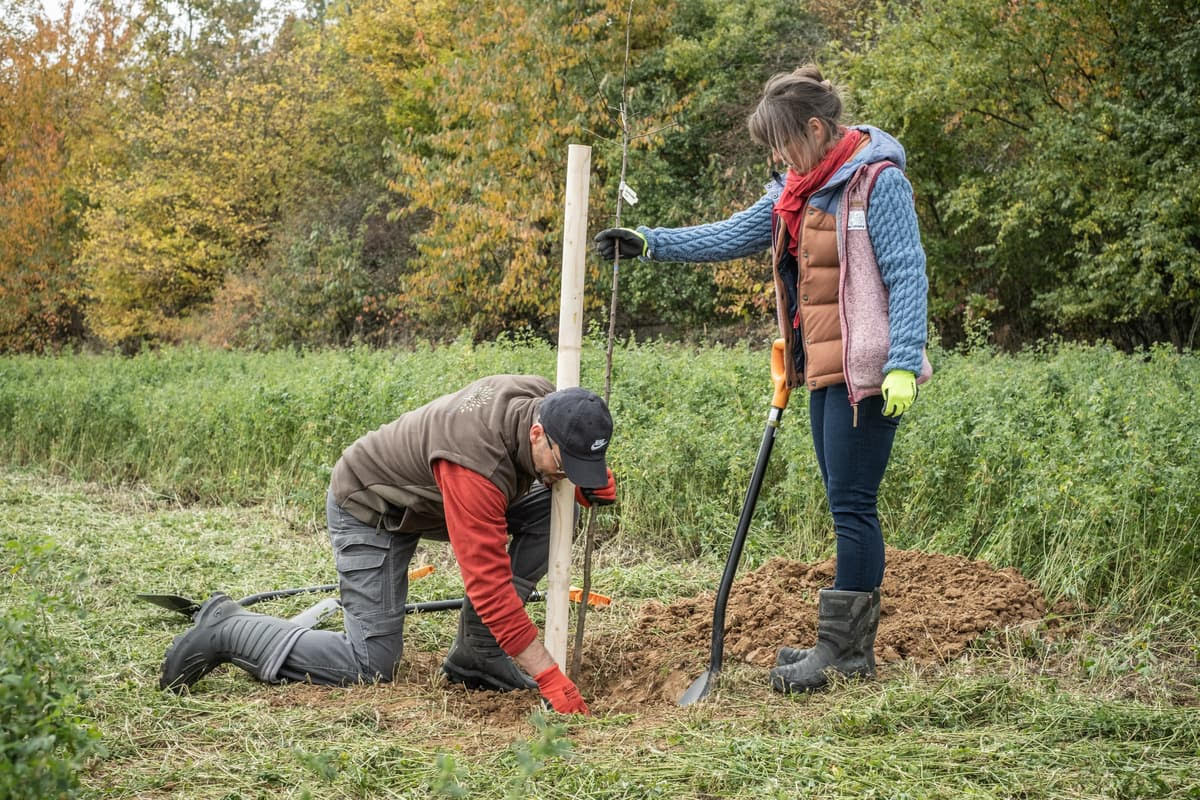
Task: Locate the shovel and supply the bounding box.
[140,569,608,622]
[680,338,791,706]
[137,565,437,620]
[136,583,340,618]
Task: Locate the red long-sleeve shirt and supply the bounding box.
[432,459,539,657]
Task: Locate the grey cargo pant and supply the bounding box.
[271,483,552,685]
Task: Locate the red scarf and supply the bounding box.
[774,127,863,257]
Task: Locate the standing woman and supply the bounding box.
[595,65,930,693]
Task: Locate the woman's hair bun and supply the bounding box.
[795,64,824,83]
[793,65,834,93]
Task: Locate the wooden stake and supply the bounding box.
[546,143,591,670]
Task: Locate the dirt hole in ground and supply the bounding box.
[274,548,1048,727]
[581,546,1048,714]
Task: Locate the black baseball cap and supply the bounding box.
[539,387,613,489]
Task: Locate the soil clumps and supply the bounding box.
[271,548,1048,725]
[586,547,1046,711]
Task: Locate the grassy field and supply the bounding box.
[3,468,1198,799]
[1,340,1199,797]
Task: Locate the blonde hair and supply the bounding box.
[747,65,844,165]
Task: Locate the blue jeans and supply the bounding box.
[809,383,900,592]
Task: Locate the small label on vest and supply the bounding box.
[848,209,867,230]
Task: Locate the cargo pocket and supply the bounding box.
[333,532,391,612]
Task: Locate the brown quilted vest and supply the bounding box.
[772,204,844,391]
[771,137,871,391]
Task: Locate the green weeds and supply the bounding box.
[0,542,103,800]
[1,470,1197,799]
[0,339,1196,617]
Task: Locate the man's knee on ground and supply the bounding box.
[362,635,405,682]
[349,613,406,681]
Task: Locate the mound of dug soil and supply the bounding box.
[583,547,1047,711]
[273,548,1048,726]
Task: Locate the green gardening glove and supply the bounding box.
[881,369,917,417]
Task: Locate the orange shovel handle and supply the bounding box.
[770,338,792,410]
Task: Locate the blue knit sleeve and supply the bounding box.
[867,167,928,374]
[636,190,776,263]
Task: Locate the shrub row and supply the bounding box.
[2,338,1196,616]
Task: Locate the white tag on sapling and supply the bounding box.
[619,181,639,206]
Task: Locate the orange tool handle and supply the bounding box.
[568,586,611,608]
[771,338,792,410]
[408,565,435,580]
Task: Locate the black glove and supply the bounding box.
[593,228,647,260]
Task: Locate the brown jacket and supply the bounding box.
[328,375,552,531]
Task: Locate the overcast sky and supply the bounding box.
[36,0,305,24]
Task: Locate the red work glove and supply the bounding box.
[534,664,590,715]
[574,468,616,508]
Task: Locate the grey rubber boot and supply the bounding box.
[442,577,538,692]
[160,592,306,692]
[769,589,880,693]
[775,589,880,667]
[775,643,812,667]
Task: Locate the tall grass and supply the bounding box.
[4,465,1196,799]
[2,336,1197,616]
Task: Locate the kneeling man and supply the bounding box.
[160,375,616,714]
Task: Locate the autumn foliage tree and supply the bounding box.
[360,1,669,335]
[365,0,824,336]
[0,0,128,351]
[75,0,397,349]
[77,0,297,346]
[839,0,1200,347]
[243,6,398,349]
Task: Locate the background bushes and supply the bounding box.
[0,543,102,799]
[4,0,1196,352]
[1,340,1196,616]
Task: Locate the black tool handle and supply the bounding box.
[402,591,548,615]
[238,583,338,607]
[706,405,785,674]
[241,588,551,615]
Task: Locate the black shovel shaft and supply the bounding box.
[140,587,553,619]
[405,590,547,614]
[239,583,338,607]
[242,587,549,612]
[706,405,785,674]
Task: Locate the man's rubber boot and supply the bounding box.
[442,577,537,692]
[769,589,880,693]
[775,589,880,667]
[160,592,306,692]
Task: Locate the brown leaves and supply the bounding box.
[374,0,671,336]
[0,0,130,350]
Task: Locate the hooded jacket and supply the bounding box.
[637,125,928,393]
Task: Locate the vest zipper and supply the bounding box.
[795,202,811,376]
[836,184,858,410]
